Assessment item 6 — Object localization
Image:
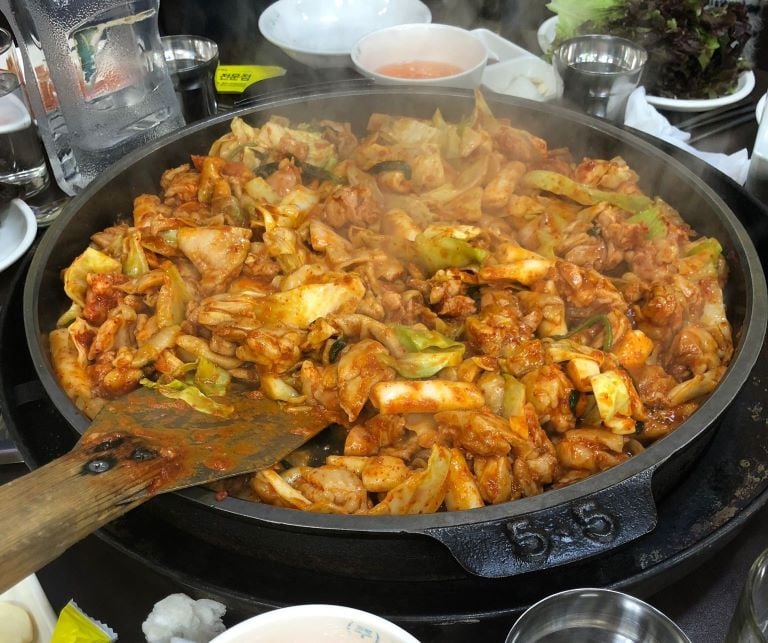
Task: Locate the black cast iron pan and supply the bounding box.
[22,86,767,580]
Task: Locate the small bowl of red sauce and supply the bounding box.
[351,23,488,88]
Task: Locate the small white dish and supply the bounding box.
[756,91,766,123]
[482,56,560,102]
[0,198,36,273]
[211,604,419,643]
[352,23,487,89]
[258,0,431,68]
[645,71,756,112]
[537,15,755,113]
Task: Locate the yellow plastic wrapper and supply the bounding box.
[214,64,286,93]
[51,601,117,643]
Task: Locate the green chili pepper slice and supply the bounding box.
[568,389,580,412]
[367,160,412,180]
[329,338,347,363]
[301,163,338,183]
[254,161,280,178]
[255,160,340,183]
[552,314,613,352]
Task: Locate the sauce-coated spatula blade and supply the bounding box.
[0,387,331,593]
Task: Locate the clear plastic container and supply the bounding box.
[0,0,184,194]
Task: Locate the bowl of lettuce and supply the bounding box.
[544,0,753,101]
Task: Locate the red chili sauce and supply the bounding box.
[376,60,464,79]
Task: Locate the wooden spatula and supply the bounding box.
[0,387,331,593]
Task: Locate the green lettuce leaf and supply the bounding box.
[546,0,624,41]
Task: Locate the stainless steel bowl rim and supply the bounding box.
[505,587,691,642]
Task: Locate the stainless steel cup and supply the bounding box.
[505,588,691,643]
[553,35,647,123]
[161,35,219,124]
[726,548,768,642]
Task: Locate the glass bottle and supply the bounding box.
[0,0,184,195]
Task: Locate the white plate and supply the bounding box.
[645,71,756,112]
[757,92,766,123]
[212,604,419,643]
[537,15,755,112]
[258,0,431,68]
[0,198,37,273]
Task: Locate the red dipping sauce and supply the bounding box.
[376,60,464,79]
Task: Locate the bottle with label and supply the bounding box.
[0,0,184,195]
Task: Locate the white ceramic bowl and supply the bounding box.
[210,604,420,643]
[258,0,432,68]
[352,23,488,89]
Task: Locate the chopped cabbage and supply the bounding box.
[63,247,121,307]
[261,374,302,402]
[156,263,193,328]
[123,230,150,277]
[194,356,231,397]
[368,444,451,515]
[378,345,464,379]
[523,170,653,213]
[140,378,234,417]
[590,370,630,423]
[394,325,462,352]
[501,375,526,418]
[415,225,488,272]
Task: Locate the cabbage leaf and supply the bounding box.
[140,378,234,417]
[64,247,121,307]
[523,170,652,214]
[379,346,465,379]
[414,225,488,272]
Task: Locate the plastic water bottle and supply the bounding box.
[0,0,184,195]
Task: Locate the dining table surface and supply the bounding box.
[1,18,768,641]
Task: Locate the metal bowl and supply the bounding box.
[506,588,691,642]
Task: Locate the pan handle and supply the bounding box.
[0,436,164,593]
[422,467,657,578]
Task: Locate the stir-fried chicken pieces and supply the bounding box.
[49,92,733,515]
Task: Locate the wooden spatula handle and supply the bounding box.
[0,437,166,593]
